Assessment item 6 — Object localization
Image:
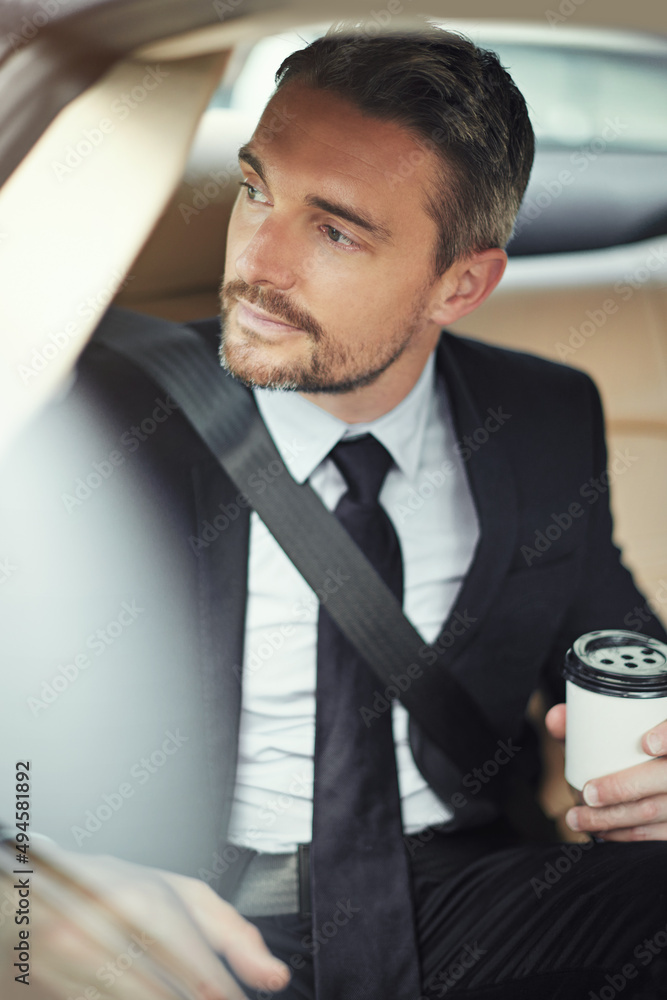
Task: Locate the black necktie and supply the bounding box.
[311,434,421,1000]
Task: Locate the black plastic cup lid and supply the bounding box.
[563,629,667,698]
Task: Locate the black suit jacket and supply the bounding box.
[5,309,665,877]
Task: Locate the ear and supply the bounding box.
[428,248,507,326]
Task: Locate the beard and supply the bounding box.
[218,278,428,394]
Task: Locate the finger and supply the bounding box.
[34,862,247,1000]
[142,954,251,1000]
[212,912,291,993]
[6,846,248,1000]
[33,951,180,1000]
[595,822,667,842]
[32,879,194,1000]
[121,905,251,1000]
[81,872,250,1000]
[642,718,667,756]
[157,872,290,992]
[581,755,667,808]
[33,921,111,995]
[566,792,667,833]
[544,703,566,741]
[33,916,192,1000]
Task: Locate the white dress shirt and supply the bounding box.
[227,351,480,852]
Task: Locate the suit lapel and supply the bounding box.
[430,331,519,666]
[190,458,249,842]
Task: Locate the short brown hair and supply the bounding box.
[275,22,534,274]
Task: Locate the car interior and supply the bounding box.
[1,0,666,833]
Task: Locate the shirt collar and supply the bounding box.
[253,350,437,485]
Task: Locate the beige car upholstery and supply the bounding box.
[0,54,229,460]
[115,108,250,323]
[454,282,667,612]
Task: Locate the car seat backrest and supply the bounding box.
[115,109,250,321]
[451,276,667,613]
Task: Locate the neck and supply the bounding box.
[299,334,439,424]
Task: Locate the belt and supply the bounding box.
[226,817,519,917]
[225,843,312,918]
[224,821,517,918]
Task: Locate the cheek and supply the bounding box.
[313,285,401,349]
[224,205,245,268]
[333,278,398,323]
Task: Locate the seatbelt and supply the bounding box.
[93,307,557,841]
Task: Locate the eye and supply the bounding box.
[239,180,269,204]
[322,225,357,249]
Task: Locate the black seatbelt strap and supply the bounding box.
[93,307,556,840]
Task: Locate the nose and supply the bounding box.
[234,214,298,291]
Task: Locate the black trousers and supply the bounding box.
[239,824,667,1000]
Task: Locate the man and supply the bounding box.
[4,21,667,1000]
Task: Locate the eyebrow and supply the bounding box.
[238,143,394,246]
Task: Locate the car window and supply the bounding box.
[210,27,667,154]
[491,45,667,151]
[208,27,322,115]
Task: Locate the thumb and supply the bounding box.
[544,702,566,741]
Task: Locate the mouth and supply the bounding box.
[235,299,305,336]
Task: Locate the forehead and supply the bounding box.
[247,83,440,231]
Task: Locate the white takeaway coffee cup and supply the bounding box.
[562,629,667,791]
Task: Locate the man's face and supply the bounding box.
[220,83,448,393]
